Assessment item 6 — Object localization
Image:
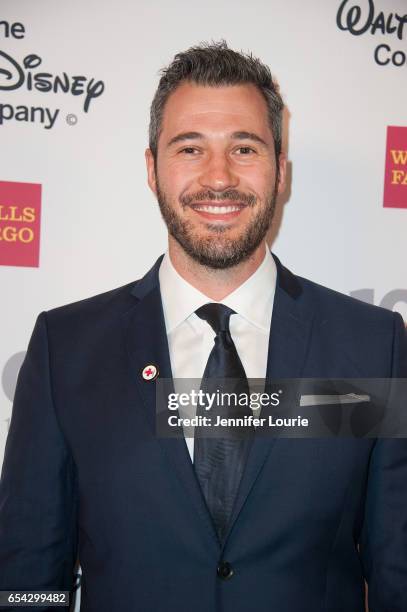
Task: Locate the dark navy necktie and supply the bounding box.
[193,303,254,542]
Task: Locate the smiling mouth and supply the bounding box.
[189,202,247,218]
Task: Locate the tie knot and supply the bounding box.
[195,303,236,334]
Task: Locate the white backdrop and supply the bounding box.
[1,0,406,606]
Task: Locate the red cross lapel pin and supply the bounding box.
[142,364,159,381]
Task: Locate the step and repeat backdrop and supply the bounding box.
[1,0,406,607]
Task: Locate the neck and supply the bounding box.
[168,238,267,301]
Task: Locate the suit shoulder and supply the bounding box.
[297,274,396,328]
[43,279,139,327]
[41,255,164,327]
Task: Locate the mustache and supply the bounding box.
[180,189,257,208]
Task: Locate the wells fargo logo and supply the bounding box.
[383,126,407,209]
[0,180,41,267]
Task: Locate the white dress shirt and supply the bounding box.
[158,247,277,461]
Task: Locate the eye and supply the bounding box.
[179,147,200,155]
[235,146,256,155]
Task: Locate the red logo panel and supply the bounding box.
[0,181,42,267]
[383,126,407,209]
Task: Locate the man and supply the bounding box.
[0,41,406,612]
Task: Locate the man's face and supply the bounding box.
[146,82,286,269]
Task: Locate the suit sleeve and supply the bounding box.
[0,312,78,603]
[360,312,407,612]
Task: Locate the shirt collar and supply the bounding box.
[159,246,276,334]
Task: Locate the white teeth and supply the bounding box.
[193,205,242,214]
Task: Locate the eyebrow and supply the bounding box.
[231,131,268,146]
[166,130,268,148]
[167,132,203,147]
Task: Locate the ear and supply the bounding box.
[145,148,158,196]
[276,152,287,195]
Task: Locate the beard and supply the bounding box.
[155,177,279,270]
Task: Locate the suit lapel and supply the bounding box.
[221,253,315,547]
[122,256,220,548]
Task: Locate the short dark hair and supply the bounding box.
[148,40,284,163]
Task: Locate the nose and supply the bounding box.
[198,152,239,192]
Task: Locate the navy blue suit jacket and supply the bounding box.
[1,253,406,612]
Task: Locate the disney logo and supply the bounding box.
[0,50,104,112]
[337,0,407,40]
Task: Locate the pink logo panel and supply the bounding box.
[0,181,42,267]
